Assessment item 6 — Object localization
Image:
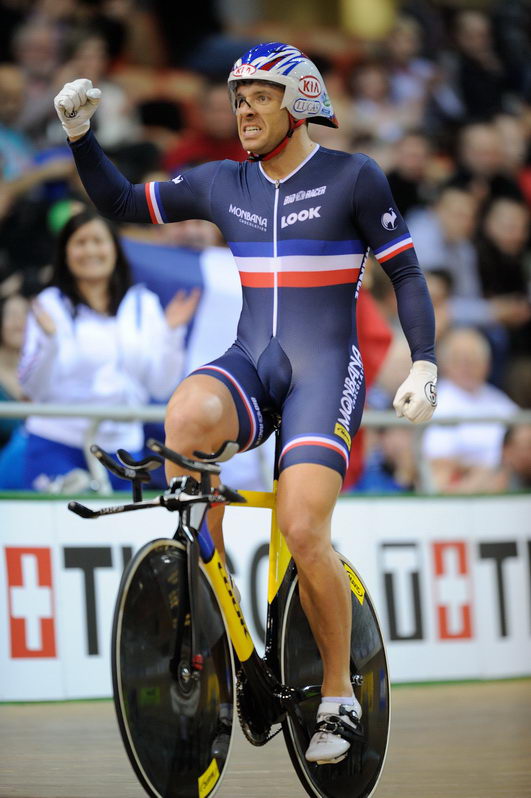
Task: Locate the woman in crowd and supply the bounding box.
[0,293,28,439]
[0,292,29,488]
[18,207,199,490]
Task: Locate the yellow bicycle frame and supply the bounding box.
[200,483,290,663]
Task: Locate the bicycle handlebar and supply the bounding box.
[68,495,164,518]
[67,439,246,521]
[147,439,223,475]
[91,444,153,483]
[192,441,240,463]
[68,479,246,521]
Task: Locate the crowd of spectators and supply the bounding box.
[0,0,530,494]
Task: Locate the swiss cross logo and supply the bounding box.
[433,542,473,640]
[298,75,321,98]
[5,547,57,658]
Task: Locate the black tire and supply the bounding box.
[279,553,390,798]
[112,538,235,798]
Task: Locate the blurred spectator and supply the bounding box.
[66,0,129,63]
[476,198,531,311]
[493,113,531,204]
[17,209,199,491]
[447,9,509,121]
[145,0,258,76]
[406,182,530,354]
[464,421,531,493]
[386,15,438,107]
[0,62,74,292]
[163,81,244,174]
[386,131,437,216]
[11,20,61,147]
[386,12,463,142]
[498,424,531,491]
[491,0,531,101]
[145,0,226,70]
[476,197,531,393]
[0,63,34,181]
[504,354,531,410]
[0,293,28,444]
[406,185,486,324]
[0,292,29,489]
[0,0,27,63]
[136,99,186,162]
[351,426,418,493]
[447,122,524,207]
[348,59,422,145]
[422,327,518,494]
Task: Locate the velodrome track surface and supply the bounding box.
[1,680,530,797]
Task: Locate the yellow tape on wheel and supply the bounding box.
[343,563,365,605]
[198,757,220,798]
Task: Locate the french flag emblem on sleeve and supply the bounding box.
[373,234,414,263]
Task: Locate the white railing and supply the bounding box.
[1,402,530,494]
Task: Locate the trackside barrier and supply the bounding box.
[1,402,531,493]
[1,492,530,700]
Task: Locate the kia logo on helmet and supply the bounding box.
[298,76,321,98]
[232,64,257,77]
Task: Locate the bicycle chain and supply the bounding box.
[235,670,282,745]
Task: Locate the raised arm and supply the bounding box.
[54,79,213,225]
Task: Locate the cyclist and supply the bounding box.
[54,42,438,765]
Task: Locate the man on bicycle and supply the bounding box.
[54,42,437,764]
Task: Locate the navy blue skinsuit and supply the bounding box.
[70,131,435,477]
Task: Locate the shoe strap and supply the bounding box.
[315,712,364,744]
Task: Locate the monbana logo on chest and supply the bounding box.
[229,204,268,231]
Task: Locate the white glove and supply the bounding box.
[54,79,102,138]
[393,360,437,424]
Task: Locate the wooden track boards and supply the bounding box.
[1,681,530,798]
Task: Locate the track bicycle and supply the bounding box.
[68,435,390,798]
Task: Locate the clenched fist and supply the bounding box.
[393,360,438,424]
[54,78,102,139]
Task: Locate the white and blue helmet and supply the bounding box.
[228,42,338,128]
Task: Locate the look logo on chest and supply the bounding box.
[281,206,321,228]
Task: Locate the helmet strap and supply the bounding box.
[247,116,305,162]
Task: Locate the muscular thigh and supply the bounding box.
[191,344,278,453]
[165,373,239,455]
[276,462,342,539]
[166,344,278,459]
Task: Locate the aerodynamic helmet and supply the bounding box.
[228,42,338,129]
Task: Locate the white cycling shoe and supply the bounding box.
[305,699,363,765]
